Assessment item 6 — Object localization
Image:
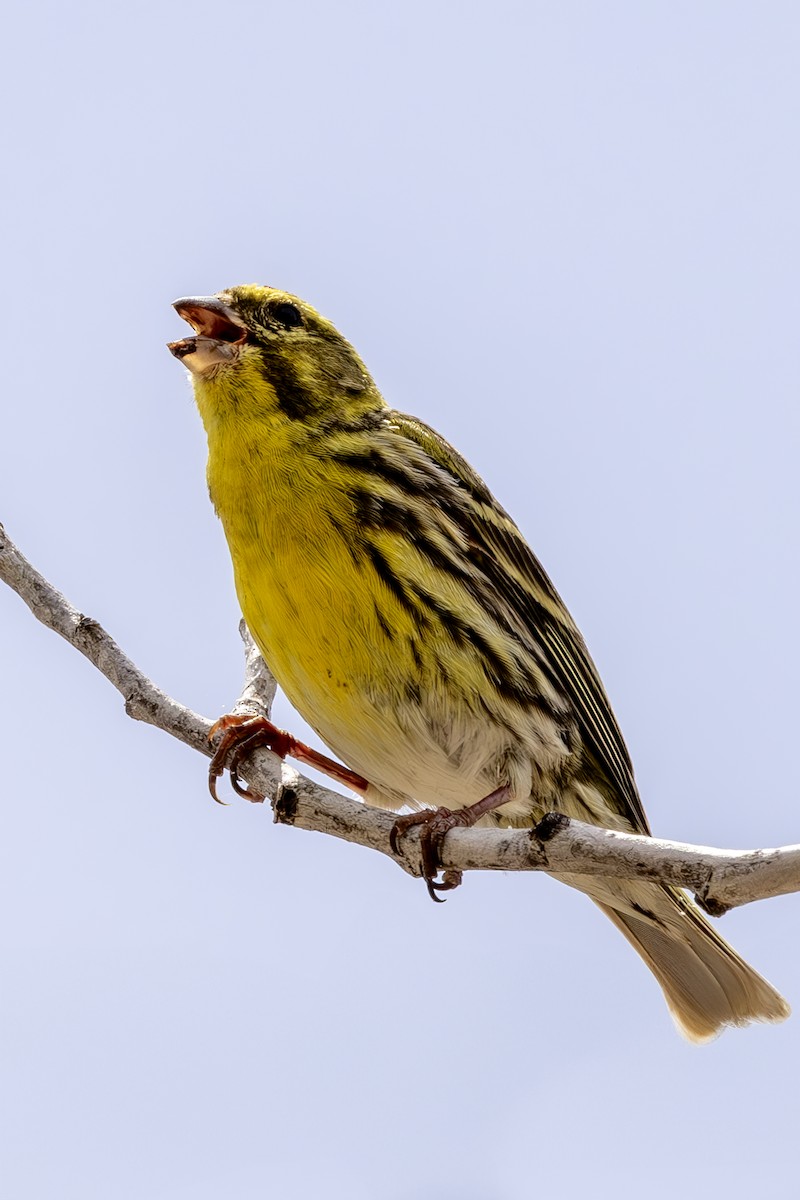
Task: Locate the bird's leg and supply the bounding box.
[208,713,368,803]
[389,784,511,902]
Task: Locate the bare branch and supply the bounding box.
[0,522,211,756]
[3,520,799,912]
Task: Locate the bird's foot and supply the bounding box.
[207,713,368,804]
[390,784,511,902]
[390,808,467,901]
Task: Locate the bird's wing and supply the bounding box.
[388,411,650,835]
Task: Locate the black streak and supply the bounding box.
[258,350,318,421]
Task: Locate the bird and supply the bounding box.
[168,282,789,1042]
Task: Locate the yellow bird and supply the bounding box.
[169,283,789,1042]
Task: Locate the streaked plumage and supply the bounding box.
[169,283,789,1041]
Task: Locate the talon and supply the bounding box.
[389,807,467,902]
[208,748,230,805]
[230,764,264,802]
[389,784,512,901]
[208,774,229,806]
[228,729,277,802]
[206,711,369,803]
[389,811,421,856]
[207,713,276,804]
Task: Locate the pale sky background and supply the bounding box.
[2,3,799,1197]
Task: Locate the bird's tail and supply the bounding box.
[558,873,790,1042]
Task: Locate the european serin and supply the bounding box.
[168,284,789,1042]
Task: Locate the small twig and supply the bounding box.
[2,519,799,911]
[229,619,277,720]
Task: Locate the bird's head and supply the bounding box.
[168,284,382,426]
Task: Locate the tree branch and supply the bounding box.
[3,520,799,911]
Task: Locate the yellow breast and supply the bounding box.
[204,407,414,763]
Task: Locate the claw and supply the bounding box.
[208,731,231,805]
[427,879,447,903]
[207,714,274,804]
[389,785,511,902]
[208,772,229,806]
[230,769,262,802]
[426,869,464,901]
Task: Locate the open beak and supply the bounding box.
[168,296,248,374]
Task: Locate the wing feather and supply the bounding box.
[389,411,649,834]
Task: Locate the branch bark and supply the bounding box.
[3,520,799,912]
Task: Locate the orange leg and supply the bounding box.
[208,713,369,804]
[390,784,511,902]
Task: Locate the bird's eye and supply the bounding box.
[267,300,304,330]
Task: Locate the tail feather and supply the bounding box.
[559,874,790,1042]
